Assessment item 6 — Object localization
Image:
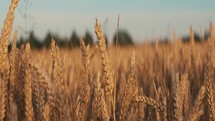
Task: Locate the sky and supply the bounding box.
[0,0,215,43]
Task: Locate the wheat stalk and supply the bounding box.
[190,25,195,48]
[8,102,18,121]
[205,69,215,121]
[187,85,206,121]
[24,43,34,121]
[28,58,54,120]
[203,33,215,121]
[0,0,19,72]
[0,76,7,121]
[173,74,183,121]
[92,71,109,121]
[9,31,18,109]
[78,37,91,121]
[133,96,164,112]
[209,22,214,41]
[119,50,138,121]
[95,18,113,118]
[181,74,189,118]
[32,75,45,121]
[50,38,67,120]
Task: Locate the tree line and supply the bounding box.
[8,28,212,50]
[9,29,134,50]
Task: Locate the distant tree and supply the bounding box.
[51,34,65,48]
[17,36,25,48]
[84,31,94,46]
[28,31,42,49]
[43,31,52,48]
[182,32,201,43]
[58,38,67,48]
[104,34,108,45]
[69,31,80,48]
[113,30,133,46]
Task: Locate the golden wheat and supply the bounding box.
[0,1,215,121]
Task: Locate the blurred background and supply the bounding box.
[0,0,215,49]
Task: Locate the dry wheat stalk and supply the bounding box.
[161,94,167,121]
[209,22,214,41]
[8,102,18,121]
[137,89,145,121]
[181,74,189,118]
[50,38,67,120]
[119,50,138,121]
[204,36,215,121]
[0,63,10,120]
[155,36,158,51]
[14,47,25,120]
[205,70,215,121]
[187,85,206,121]
[0,1,19,118]
[92,71,109,121]
[92,72,109,121]
[9,31,18,108]
[190,25,195,47]
[50,38,65,92]
[78,37,91,121]
[24,43,34,121]
[134,95,167,121]
[32,75,45,121]
[133,96,163,113]
[28,58,54,120]
[0,0,19,72]
[2,1,215,120]
[95,18,113,117]
[0,76,7,121]
[173,74,183,121]
[43,103,50,121]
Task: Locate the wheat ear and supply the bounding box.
[190,25,195,48]
[209,22,214,41]
[28,58,54,121]
[0,77,7,121]
[187,85,206,121]
[205,69,215,121]
[8,102,18,121]
[9,31,18,108]
[95,18,113,117]
[173,74,183,121]
[0,0,19,71]
[33,76,45,121]
[119,50,138,121]
[204,36,215,121]
[133,96,164,113]
[78,37,91,121]
[50,38,66,120]
[181,74,189,118]
[24,43,34,121]
[92,72,109,121]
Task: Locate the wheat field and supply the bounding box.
[0,0,215,121]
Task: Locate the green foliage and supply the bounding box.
[113,30,133,46]
[43,32,52,48]
[28,31,43,49]
[69,31,80,48]
[84,31,94,46]
[14,29,134,49]
[17,36,25,48]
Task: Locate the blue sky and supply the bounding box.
[0,0,215,43]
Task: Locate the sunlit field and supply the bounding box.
[1,0,215,121]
